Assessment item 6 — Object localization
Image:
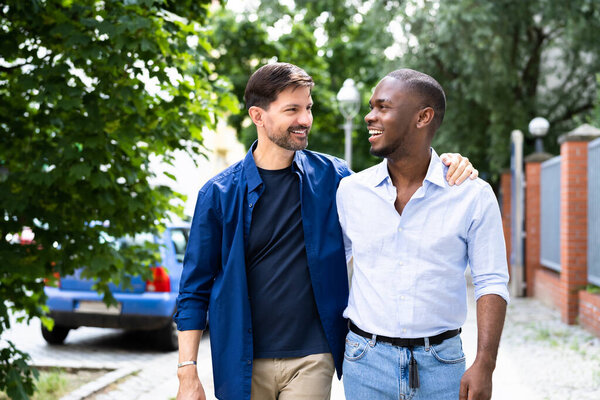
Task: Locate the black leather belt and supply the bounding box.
[349,321,461,347]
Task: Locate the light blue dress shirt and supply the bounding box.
[336,148,509,338]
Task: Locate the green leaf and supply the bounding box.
[1,0,221,393]
[163,171,177,181]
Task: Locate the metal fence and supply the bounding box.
[589,138,600,286]
[540,155,561,271]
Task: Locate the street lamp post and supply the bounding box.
[528,117,550,153]
[336,79,361,169]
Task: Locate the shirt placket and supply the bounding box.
[381,179,408,335]
[385,178,423,336]
[243,180,263,384]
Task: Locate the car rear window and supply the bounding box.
[170,228,189,263]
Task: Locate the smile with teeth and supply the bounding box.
[290,128,308,135]
[369,129,383,136]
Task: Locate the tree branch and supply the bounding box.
[545,63,584,116]
[432,54,458,80]
[551,102,594,125]
[545,25,564,42]
[521,26,546,98]
[510,23,520,69]
[0,63,27,73]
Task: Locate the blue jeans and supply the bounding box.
[343,330,466,400]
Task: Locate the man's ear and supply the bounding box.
[416,107,435,129]
[248,106,264,127]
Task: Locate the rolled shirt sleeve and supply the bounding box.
[467,184,510,304]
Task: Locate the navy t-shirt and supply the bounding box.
[246,166,330,358]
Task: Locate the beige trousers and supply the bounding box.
[250,353,335,400]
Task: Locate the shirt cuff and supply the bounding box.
[474,284,510,305]
[173,301,208,331]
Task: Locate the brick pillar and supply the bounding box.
[500,171,512,269]
[559,138,590,324]
[524,153,553,297]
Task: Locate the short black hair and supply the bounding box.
[386,69,446,131]
[244,63,314,110]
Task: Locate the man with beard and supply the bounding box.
[174,63,477,400]
[336,69,509,400]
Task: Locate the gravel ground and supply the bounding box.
[484,294,600,400]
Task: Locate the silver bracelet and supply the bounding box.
[177,360,197,368]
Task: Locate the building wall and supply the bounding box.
[505,125,600,339]
[579,291,600,337]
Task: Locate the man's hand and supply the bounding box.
[177,329,205,400]
[440,153,478,185]
[459,361,494,400]
[460,294,507,400]
[177,368,206,400]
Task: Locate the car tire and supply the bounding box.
[155,321,178,351]
[41,324,70,345]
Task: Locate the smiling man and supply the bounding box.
[336,69,509,400]
[174,63,478,400]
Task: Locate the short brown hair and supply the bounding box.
[244,63,314,110]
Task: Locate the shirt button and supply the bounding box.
[247,360,252,365]
[248,328,252,333]
[249,203,253,208]
[398,227,403,232]
[402,329,407,334]
[401,296,405,300]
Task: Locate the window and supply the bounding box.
[170,228,189,263]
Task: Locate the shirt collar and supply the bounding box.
[243,141,306,192]
[292,149,305,174]
[373,159,390,187]
[372,148,446,188]
[424,148,447,188]
[243,141,262,193]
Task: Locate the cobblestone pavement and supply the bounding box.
[3,281,600,399]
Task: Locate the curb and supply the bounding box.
[51,366,139,400]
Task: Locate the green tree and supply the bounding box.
[399,0,600,180]
[0,1,236,398]
[209,0,405,172]
[590,75,600,126]
[210,0,599,180]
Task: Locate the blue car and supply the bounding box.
[42,224,190,351]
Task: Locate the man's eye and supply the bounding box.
[287,108,297,112]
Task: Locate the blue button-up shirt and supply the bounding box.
[336,148,509,338]
[175,143,351,400]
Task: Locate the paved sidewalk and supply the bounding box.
[95,284,600,399]
[3,280,600,399]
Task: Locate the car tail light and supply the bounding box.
[44,272,61,288]
[146,266,170,292]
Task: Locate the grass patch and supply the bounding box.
[34,368,68,400]
[586,284,600,294]
[533,327,552,341]
[0,367,110,400]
